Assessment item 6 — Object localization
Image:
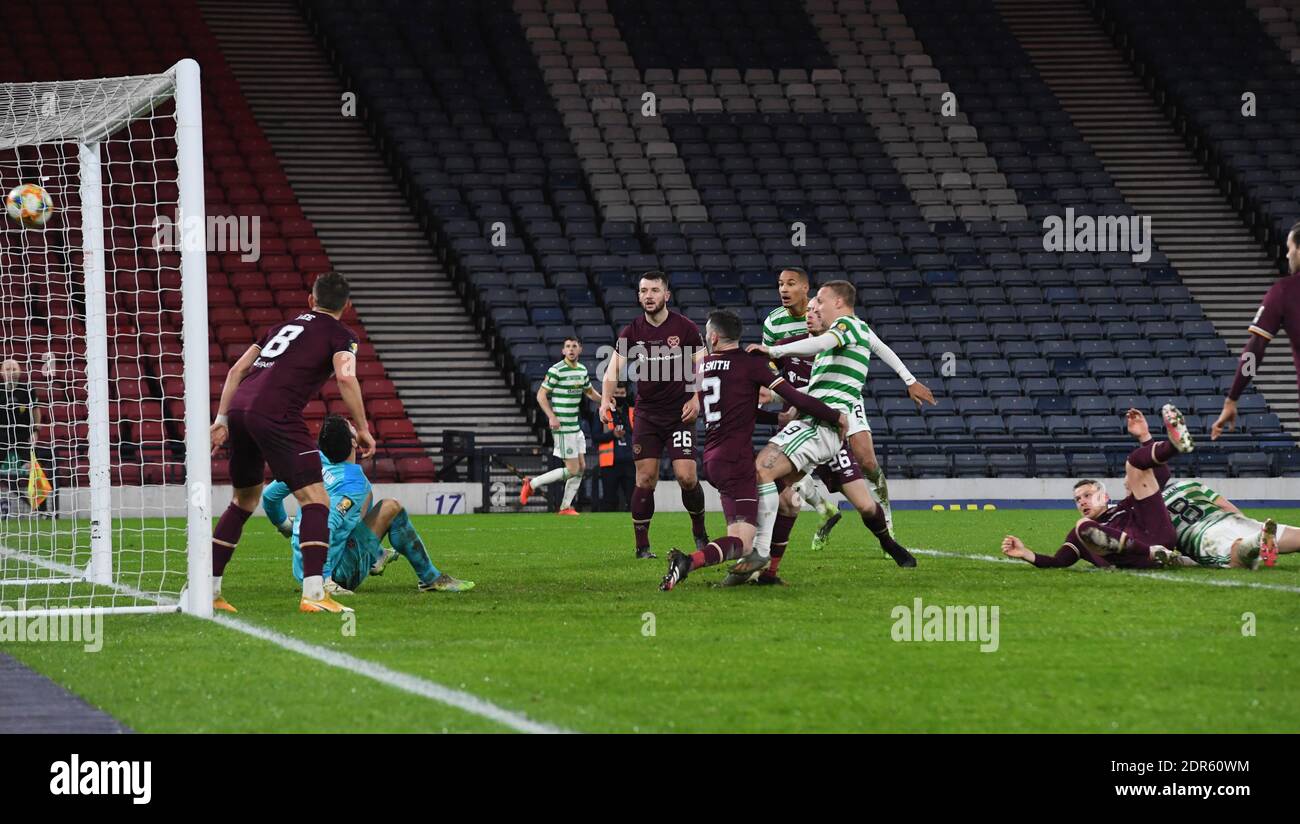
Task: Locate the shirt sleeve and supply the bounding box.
[335,327,360,357]
[262,480,292,528]
[829,316,867,348]
[864,328,916,386]
[541,367,560,392]
[1248,281,1285,340]
[770,330,840,359]
[761,317,776,347]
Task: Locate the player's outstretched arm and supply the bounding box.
[211,343,261,454]
[761,330,842,360]
[1001,535,1037,564]
[584,385,603,409]
[334,350,374,458]
[1216,323,1272,439]
[863,328,935,408]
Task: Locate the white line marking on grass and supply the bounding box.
[212,615,572,734]
[913,548,1300,595]
[2,543,571,732]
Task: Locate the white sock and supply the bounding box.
[796,476,826,509]
[303,574,324,601]
[560,475,581,509]
[212,575,222,597]
[532,466,571,489]
[753,482,780,558]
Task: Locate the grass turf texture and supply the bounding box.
[3,509,1299,733]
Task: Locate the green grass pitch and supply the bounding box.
[3,508,1299,733]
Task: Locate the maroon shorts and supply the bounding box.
[227,408,322,491]
[632,408,696,462]
[704,454,758,525]
[1111,491,1178,551]
[812,446,862,493]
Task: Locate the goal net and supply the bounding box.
[0,60,211,618]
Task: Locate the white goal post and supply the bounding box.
[0,59,211,618]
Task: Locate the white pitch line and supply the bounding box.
[2,543,571,732]
[912,548,1300,595]
[211,615,572,734]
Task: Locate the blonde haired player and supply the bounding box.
[521,337,602,515]
[735,280,910,574]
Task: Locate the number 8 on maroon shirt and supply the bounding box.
[226,311,359,491]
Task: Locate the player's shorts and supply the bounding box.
[227,408,321,491]
[326,518,384,592]
[1183,513,1287,568]
[1107,491,1178,552]
[704,453,758,524]
[812,446,863,492]
[845,397,871,438]
[631,408,695,461]
[770,419,843,475]
[552,430,586,460]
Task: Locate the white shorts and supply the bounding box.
[1186,513,1287,567]
[552,431,586,460]
[846,397,871,437]
[770,419,843,475]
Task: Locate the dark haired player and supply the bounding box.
[1213,221,1300,440]
[1001,406,1194,569]
[659,310,846,590]
[520,336,602,514]
[600,271,707,559]
[209,271,375,613]
[263,416,473,596]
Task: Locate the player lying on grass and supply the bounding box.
[520,336,602,515]
[1001,406,1193,570]
[1159,479,1286,569]
[730,280,914,576]
[263,415,474,601]
[659,309,847,591]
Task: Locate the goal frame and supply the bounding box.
[0,58,211,619]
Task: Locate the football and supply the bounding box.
[5,182,54,227]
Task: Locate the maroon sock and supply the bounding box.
[298,503,330,578]
[762,513,798,577]
[1128,440,1177,470]
[682,482,707,541]
[861,507,901,551]
[212,504,253,577]
[690,535,745,570]
[631,485,654,550]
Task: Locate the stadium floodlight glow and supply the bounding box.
[0,60,212,618]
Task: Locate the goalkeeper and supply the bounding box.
[262,415,473,598]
